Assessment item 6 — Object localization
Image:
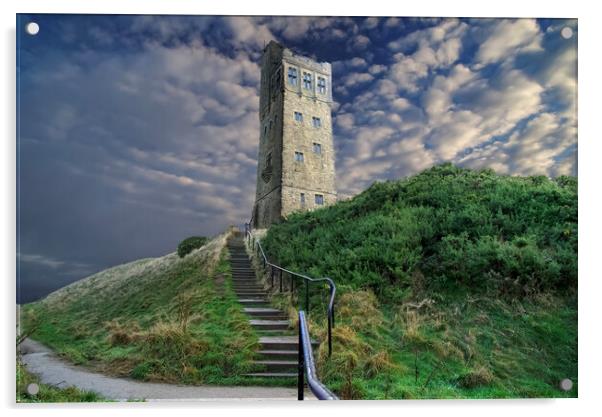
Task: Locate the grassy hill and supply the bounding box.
[263,164,577,399]
[20,231,264,386]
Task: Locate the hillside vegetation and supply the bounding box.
[263,164,577,399]
[20,231,263,386]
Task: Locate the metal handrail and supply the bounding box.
[244,222,336,357]
[298,310,338,400]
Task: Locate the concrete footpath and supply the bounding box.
[20,338,315,401]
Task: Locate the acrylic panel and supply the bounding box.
[16,14,578,402]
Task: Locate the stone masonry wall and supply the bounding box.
[253,41,337,227]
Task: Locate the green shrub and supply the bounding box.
[263,164,577,300]
[177,236,208,258]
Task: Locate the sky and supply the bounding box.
[16,14,577,303]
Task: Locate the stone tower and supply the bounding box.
[252,41,337,229]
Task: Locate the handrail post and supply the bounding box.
[298,317,304,401]
[328,312,332,357]
[280,270,283,292]
[332,299,335,328]
[305,280,309,313]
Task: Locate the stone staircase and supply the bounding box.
[227,234,315,379]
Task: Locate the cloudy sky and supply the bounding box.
[16,14,577,302]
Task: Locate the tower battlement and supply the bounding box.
[252,41,337,228]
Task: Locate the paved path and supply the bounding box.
[20,339,314,401]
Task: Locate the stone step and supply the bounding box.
[259,336,317,351]
[250,319,290,331]
[243,372,297,379]
[253,360,298,373]
[244,307,283,316]
[255,328,294,333]
[258,349,298,361]
[235,294,267,299]
[239,299,270,306]
[249,315,289,321]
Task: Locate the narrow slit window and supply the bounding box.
[300,193,305,207]
[294,151,304,162]
[315,194,324,205]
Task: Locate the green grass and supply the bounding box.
[20,232,264,387]
[261,164,577,399]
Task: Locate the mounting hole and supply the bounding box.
[26,383,39,396]
[559,378,573,391]
[560,27,573,39]
[25,22,40,36]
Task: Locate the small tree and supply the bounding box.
[177,236,208,258]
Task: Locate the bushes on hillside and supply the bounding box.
[263,164,577,300]
[177,236,208,258]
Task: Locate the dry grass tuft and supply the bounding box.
[458,365,494,388]
[363,349,399,378]
[142,321,208,359]
[105,320,141,346]
[337,290,384,335]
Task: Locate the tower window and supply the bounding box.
[303,72,312,90]
[317,77,326,94]
[312,117,321,128]
[315,194,324,205]
[300,193,305,207]
[312,143,322,154]
[288,67,298,86]
[294,111,303,122]
[294,151,304,162]
[266,152,272,167]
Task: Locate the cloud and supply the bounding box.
[19,253,66,269]
[353,34,371,49]
[224,16,277,49]
[386,19,468,93]
[343,72,374,87]
[474,19,543,67]
[332,17,575,198]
